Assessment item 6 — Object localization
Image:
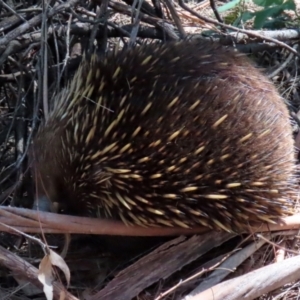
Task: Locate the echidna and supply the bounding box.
[31,40,296,232]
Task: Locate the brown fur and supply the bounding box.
[31,40,296,232]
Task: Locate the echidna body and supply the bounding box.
[32,40,296,232]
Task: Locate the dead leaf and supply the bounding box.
[49,249,71,287]
[38,255,54,300]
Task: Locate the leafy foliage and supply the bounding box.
[218,0,297,29]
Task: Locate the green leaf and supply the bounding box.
[263,18,288,28]
[217,0,251,13]
[253,6,282,28]
[253,0,296,28]
[253,0,284,7]
[281,0,296,10]
[239,11,256,23]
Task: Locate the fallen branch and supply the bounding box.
[0,206,300,236]
[189,253,300,300]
